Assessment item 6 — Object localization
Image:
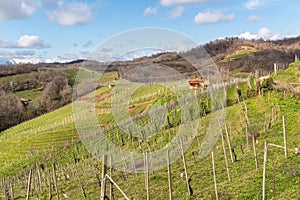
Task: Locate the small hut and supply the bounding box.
[188,77,205,89]
[108,83,115,88]
[19,98,31,106]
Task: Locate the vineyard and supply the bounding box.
[0,66,299,199]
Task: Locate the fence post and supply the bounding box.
[26,169,32,200]
[262,141,268,200]
[145,152,150,200]
[211,152,218,200]
[109,155,114,200]
[53,163,59,200]
[100,155,107,200]
[252,136,258,170]
[180,138,192,196]
[167,150,173,200]
[221,131,231,182]
[282,116,288,159]
[225,124,234,163]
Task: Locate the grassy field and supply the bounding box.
[0,67,79,101]
[0,67,299,199]
[274,64,300,84]
[221,46,258,63]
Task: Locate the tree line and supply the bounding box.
[0,70,73,131]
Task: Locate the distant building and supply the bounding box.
[108,83,115,88]
[188,77,205,88]
[19,98,31,106]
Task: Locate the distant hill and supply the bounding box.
[2,36,300,79]
[0,66,299,199]
[112,36,300,79]
[0,59,14,65]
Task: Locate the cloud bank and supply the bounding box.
[239,27,283,40]
[194,9,235,24]
[47,1,93,26]
[168,6,185,19]
[143,7,158,16]
[0,0,41,20]
[244,0,264,10]
[0,35,50,49]
[160,0,215,6]
[248,15,263,22]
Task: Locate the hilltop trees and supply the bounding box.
[260,78,275,93]
[40,74,72,112]
[28,71,72,115]
[0,90,24,131]
[0,70,74,130]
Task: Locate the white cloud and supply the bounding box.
[0,39,13,48]
[194,9,235,24]
[160,0,214,6]
[0,49,38,64]
[82,41,94,48]
[168,6,185,19]
[47,1,93,26]
[58,51,89,61]
[17,35,49,48]
[0,35,50,49]
[0,0,41,20]
[117,49,165,61]
[43,0,58,8]
[239,27,282,40]
[0,50,35,58]
[143,7,158,16]
[248,15,263,22]
[244,0,264,10]
[1,51,90,64]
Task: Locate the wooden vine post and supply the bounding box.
[100,155,107,200]
[26,169,33,200]
[52,163,59,200]
[245,123,249,151]
[144,152,150,200]
[36,164,43,194]
[109,155,114,200]
[221,131,231,182]
[47,168,52,200]
[252,136,258,170]
[166,150,173,200]
[244,103,250,151]
[179,138,192,196]
[262,141,268,200]
[211,152,218,200]
[225,124,234,163]
[282,116,288,159]
[9,180,14,200]
[264,113,266,133]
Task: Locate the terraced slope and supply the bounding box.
[0,68,299,199]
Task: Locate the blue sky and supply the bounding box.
[0,0,299,63]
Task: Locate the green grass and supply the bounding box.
[63,67,79,86]
[274,65,300,83]
[0,67,80,103]
[0,68,299,199]
[0,72,38,83]
[4,90,298,199]
[289,61,300,68]
[221,47,258,63]
[14,88,42,99]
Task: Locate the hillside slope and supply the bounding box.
[0,68,299,199]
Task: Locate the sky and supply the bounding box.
[0,0,299,63]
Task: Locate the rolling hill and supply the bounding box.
[0,63,299,199]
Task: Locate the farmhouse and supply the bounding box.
[19,98,31,106]
[188,77,205,88]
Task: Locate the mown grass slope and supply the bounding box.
[0,68,299,199]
